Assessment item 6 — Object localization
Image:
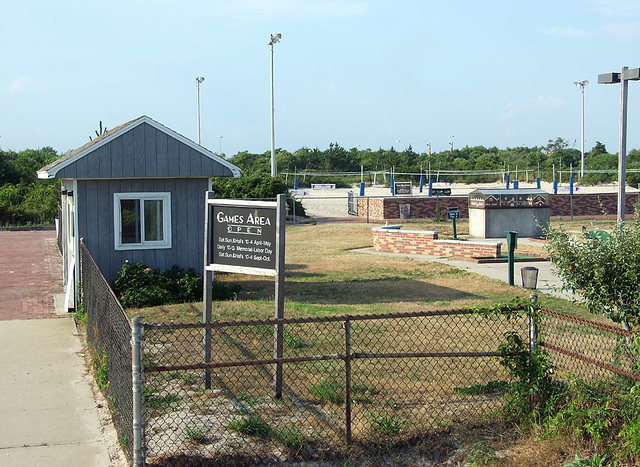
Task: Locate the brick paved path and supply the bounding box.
[0,230,64,320]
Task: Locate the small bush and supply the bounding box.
[113,261,240,308]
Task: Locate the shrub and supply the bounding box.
[113,261,240,308]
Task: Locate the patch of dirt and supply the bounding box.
[76,322,129,467]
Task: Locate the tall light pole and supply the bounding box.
[574,80,588,177]
[217,135,223,155]
[598,67,640,224]
[196,76,205,145]
[269,33,282,177]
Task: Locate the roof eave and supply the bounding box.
[37,170,55,179]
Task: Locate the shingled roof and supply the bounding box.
[38,115,241,179]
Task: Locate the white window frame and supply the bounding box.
[114,192,172,250]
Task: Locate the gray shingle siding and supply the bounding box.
[53,122,236,179]
[77,177,210,284]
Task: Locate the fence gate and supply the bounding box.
[347,191,358,215]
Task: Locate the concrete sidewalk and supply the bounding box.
[0,319,115,466]
[0,230,123,466]
[355,236,574,301]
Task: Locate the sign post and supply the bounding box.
[446,206,460,239]
[202,193,286,396]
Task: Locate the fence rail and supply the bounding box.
[538,307,639,382]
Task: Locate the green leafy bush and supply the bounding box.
[113,261,240,308]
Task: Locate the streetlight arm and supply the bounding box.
[597,66,640,224]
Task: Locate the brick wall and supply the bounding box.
[549,193,636,217]
[372,228,502,258]
[357,192,637,220]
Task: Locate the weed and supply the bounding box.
[352,381,377,404]
[284,330,306,349]
[467,440,496,466]
[370,413,406,436]
[275,426,306,452]
[497,331,559,423]
[235,391,260,405]
[454,380,511,396]
[617,418,640,462]
[185,427,207,444]
[93,352,109,390]
[168,371,198,386]
[144,387,180,410]
[308,380,343,405]
[227,415,271,437]
[74,282,87,325]
[562,451,615,467]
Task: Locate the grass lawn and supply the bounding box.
[128,217,610,325]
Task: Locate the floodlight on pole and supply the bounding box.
[598,66,640,224]
[217,135,223,156]
[269,33,282,177]
[196,77,205,145]
[574,80,588,177]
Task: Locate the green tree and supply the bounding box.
[0,147,60,226]
[544,215,640,331]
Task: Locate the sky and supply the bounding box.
[2,0,640,159]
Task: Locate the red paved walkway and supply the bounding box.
[0,230,64,320]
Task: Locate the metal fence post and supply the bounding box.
[529,293,539,355]
[132,317,143,467]
[273,194,286,399]
[528,294,539,413]
[344,317,352,445]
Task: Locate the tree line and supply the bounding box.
[0,147,60,226]
[2,137,640,226]
[231,137,640,187]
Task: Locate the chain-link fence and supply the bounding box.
[538,308,639,382]
[80,241,134,462]
[78,241,640,466]
[136,310,530,465]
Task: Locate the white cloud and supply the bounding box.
[7,77,29,94]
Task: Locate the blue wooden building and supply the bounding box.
[38,116,241,309]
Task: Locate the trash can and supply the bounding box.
[521,266,539,289]
[399,204,410,219]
